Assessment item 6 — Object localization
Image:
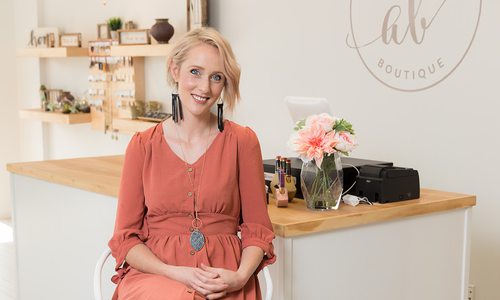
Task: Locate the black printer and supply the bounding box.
[355,165,420,203]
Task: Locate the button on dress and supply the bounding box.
[108,120,276,299]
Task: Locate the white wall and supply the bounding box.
[14,0,188,161]
[0,0,18,218]
[6,0,500,299]
[210,1,500,299]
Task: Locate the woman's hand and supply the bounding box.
[200,263,249,299]
[169,265,229,297]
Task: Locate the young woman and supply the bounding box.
[109,27,275,300]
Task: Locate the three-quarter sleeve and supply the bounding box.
[237,127,276,273]
[108,133,148,279]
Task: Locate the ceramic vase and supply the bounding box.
[150,18,174,44]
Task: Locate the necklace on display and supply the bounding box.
[173,117,212,252]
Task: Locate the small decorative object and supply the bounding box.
[118,100,144,119]
[29,27,60,48]
[107,17,122,40]
[57,91,76,114]
[187,0,208,30]
[288,113,358,210]
[46,89,63,111]
[39,85,49,111]
[47,33,56,47]
[124,20,136,30]
[60,33,82,47]
[130,101,145,118]
[97,23,110,39]
[145,101,161,113]
[137,101,169,122]
[75,99,91,113]
[118,29,151,45]
[150,18,174,44]
[138,112,170,122]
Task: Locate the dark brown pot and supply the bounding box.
[150,18,174,44]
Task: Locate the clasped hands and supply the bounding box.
[175,263,247,299]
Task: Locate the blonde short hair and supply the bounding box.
[166,27,241,111]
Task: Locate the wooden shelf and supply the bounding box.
[19,109,91,124]
[112,118,158,134]
[109,44,173,57]
[17,44,171,58]
[17,47,88,58]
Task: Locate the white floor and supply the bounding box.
[0,219,17,300]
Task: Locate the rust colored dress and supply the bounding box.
[108,120,276,300]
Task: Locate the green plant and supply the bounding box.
[107,17,122,31]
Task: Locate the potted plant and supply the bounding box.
[108,17,122,40]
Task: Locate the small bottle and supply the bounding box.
[270,156,281,199]
[285,159,292,182]
[285,159,297,201]
[275,156,281,175]
[280,157,287,174]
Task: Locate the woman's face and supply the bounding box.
[170,43,226,120]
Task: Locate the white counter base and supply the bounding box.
[269,207,471,300]
[11,175,117,299]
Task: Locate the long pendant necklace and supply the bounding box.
[173,117,212,252]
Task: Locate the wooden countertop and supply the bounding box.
[7,155,123,198]
[7,156,476,238]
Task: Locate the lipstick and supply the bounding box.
[275,168,288,207]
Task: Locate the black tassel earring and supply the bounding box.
[217,99,224,132]
[171,91,183,123]
[171,93,177,122]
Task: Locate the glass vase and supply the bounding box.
[300,153,343,210]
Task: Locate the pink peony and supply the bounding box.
[335,132,358,153]
[293,124,339,168]
[305,113,336,132]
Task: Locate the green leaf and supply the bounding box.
[333,119,355,134]
[294,119,306,131]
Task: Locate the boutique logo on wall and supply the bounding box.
[347,0,481,92]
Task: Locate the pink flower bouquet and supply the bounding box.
[288,113,357,209]
[289,113,357,167]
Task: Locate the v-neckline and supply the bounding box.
[160,120,226,166]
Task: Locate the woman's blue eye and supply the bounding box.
[190,69,200,75]
[211,74,223,81]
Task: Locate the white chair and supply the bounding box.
[94,248,273,300]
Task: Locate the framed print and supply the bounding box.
[187,0,208,30]
[60,33,82,47]
[118,29,150,45]
[97,23,110,39]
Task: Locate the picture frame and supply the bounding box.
[30,27,60,48]
[187,0,208,30]
[60,33,82,47]
[97,23,110,39]
[117,29,150,45]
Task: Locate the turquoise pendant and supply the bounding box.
[190,229,205,251]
